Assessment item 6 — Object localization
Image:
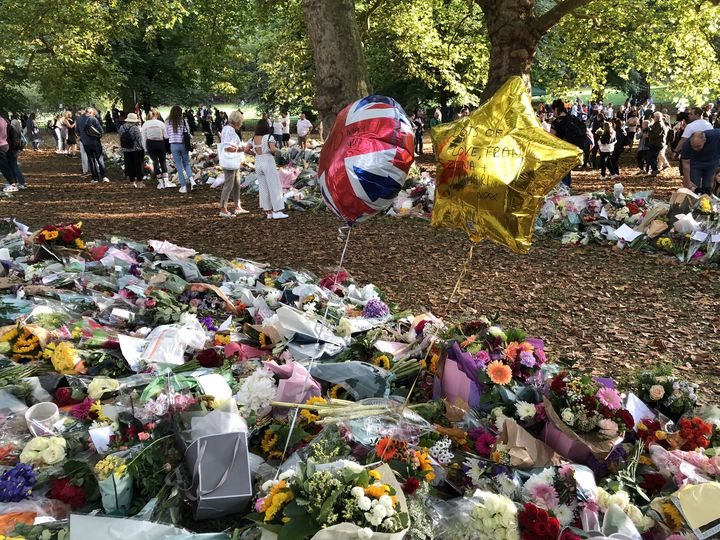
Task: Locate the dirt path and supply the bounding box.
[8,144,720,400]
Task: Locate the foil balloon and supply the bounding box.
[318,95,415,225]
[431,77,582,253]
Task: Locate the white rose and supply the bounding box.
[626,504,644,525]
[25,437,50,452]
[596,488,610,509]
[607,491,630,510]
[41,444,66,465]
[357,528,374,539]
[19,448,40,464]
[561,409,575,426]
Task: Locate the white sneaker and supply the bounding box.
[179,186,187,194]
[271,212,289,219]
[91,180,99,184]
[3,185,18,193]
[18,185,26,190]
[219,211,233,218]
[164,181,177,189]
[190,179,197,188]
[102,177,110,183]
[157,182,164,190]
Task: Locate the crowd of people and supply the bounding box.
[540,96,720,194]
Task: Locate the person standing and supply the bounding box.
[681,129,720,194]
[167,105,195,193]
[54,115,65,153]
[646,112,668,177]
[26,113,41,150]
[218,110,249,217]
[296,113,313,150]
[245,119,287,219]
[79,108,109,184]
[673,107,713,157]
[272,116,284,147]
[280,111,291,148]
[610,118,625,178]
[141,109,174,190]
[0,115,18,191]
[186,109,197,134]
[64,112,77,156]
[7,119,26,190]
[598,121,618,179]
[104,111,114,133]
[118,113,145,187]
[75,109,90,176]
[429,110,441,129]
[635,120,650,175]
[626,111,639,150]
[412,112,424,155]
[201,114,214,147]
[550,99,588,188]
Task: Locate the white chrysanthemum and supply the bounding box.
[279,469,296,481]
[358,528,374,539]
[554,503,574,526]
[358,496,372,511]
[494,473,518,497]
[235,367,277,414]
[515,401,536,421]
[351,486,365,498]
[464,458,484,487]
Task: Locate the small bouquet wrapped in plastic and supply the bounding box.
[250,461,408,540]
[435,489,520,540]
[94,454,133,515]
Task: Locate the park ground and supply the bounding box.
[6,137,720,401]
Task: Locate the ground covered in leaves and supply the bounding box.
[7,142,720,401]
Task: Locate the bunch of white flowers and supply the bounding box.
[236,367,277,415]
[350,485,397,528]
[596,487,655,531]
[469,492,519,540]
[515,401,536,422]
[20,436,67,466]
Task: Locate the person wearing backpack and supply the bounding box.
[646,112,668,177]
[550,98,587,188]
[79,108,109,184]
[118,113,145,188]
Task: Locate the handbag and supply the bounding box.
[218,142,242,170]
[183,121,192,152]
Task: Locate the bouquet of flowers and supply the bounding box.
[439,490,520,540]
[94,454,133,515]
[634,367,698,420]
[0,463,35,502]
[520,466,578,528]
[544,372,633,460]
[0,325,44,363]
[34,222,85,250]
[19,436,67,467]
[371,436,436,493]
[250,461,408,540]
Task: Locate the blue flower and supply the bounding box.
[363,298,389,319]
[0,463,35,502]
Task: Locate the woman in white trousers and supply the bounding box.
[245,119,287,219]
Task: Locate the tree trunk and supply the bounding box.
[121,91,135,114]
[301,0,370,133]
[479,0,540,102]
[637,71,651,103]
[478,0,595,103]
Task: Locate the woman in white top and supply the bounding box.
[141,109,175,190]
[245,119,287,219]
[272,116,284,148]
[218,110,249,217]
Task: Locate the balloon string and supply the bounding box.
[322,226,352,320]
[275,226,353,478]
[445,243,474,313]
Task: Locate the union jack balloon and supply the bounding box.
[318,95,415,224]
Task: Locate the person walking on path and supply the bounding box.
[75,110,90,176]
[118,113,145,188]
[167,105,195,193]
[64,112,78,156]
[141,109,173,190]
[598,121,618,179]
[26,113,41,150]
[79,108,109,184]
[245,119,287,219]
[218,110,249,218]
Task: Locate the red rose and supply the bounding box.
[547,517,561,538]
[197,348,223,368]
[49,477,86,508]
[54,387,79,407]
[550,374,567,394]
[617,409,635,429]
[534,520,548,537]
[60,230,77,243]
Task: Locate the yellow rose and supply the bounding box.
[50,342,78,374]
[48,436,67,449]
[25,437,50,452]
[41,444,66,465]
[19,448,41,465]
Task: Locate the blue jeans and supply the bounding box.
[170,143,193,188]
[690,163,718,194]
[10,153,25,186]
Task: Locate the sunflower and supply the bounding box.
[661,502,683,531]
[486,360,512,385]
[372,354,391,370]
[328,384,342,399]
[261,430,279,453]
[299,396,327,423]
[428,352,439,374]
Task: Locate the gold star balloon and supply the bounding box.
[431,77,582,253]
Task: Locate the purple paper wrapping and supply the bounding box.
[438,350,481,409]
[541,419,592,464]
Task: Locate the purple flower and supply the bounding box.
[199,316,218,332]
[363,298,389,319]
[70,397,94,420]
[519,350,536,368]
[474,350,491,367]
[0,463,35,502]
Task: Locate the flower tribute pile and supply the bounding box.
[0,221,717,540]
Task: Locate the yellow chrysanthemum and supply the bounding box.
[368,469,381,480]
[74,239,86,250]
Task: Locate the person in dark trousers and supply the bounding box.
[7,120,26,189]
[104,111,114,133]
[26,113,41,150]
[201,114,214,146]
[611,118,626,178]
[79,108,109,184]
[550,99,587,188]
[0,115,18,191]
[118,113,145,187]
[412,112,424,155]
[186,109,197,134]
[646,111,667,177]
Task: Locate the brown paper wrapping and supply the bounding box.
[543,397,624,460]
[499,418,563,468]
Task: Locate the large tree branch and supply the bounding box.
[533,0,595,34]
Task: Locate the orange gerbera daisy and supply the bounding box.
[486,360,513,385]
[504,342,521,360]
[375,437,398,461]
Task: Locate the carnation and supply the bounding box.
[236,367,277,415]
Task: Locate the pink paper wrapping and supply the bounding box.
[263,360,321,404]
[437,357,480,410]
[225,343,267,361]
[279,167,300,191]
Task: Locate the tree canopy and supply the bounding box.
[2,0,720,113]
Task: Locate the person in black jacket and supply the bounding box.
[118,113,145,187]
[611,118,626,178]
